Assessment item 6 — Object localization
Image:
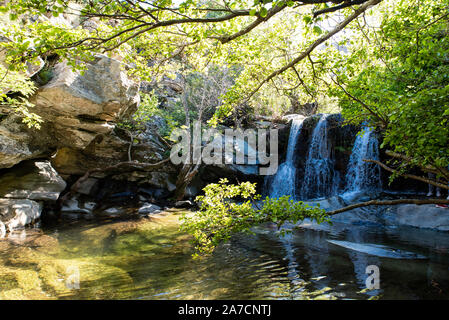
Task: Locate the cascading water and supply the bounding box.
[269,117,304,199]
[300,114,339,199]
[343,127,381,195]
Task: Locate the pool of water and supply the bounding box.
[0,209,448,299]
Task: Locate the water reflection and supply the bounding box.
[0,210,448,299]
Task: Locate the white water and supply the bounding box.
[343,127,381,196]
[269,118,304,199]
[300,114,339,199]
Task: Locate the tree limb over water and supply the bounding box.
[327,198,449,216]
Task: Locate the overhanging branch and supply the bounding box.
[242,0,382,104]
[327,198,449,215]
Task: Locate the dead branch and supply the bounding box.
[364,159,449,190]
[328,198,449,215]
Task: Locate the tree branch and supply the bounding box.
[328,198,449,215]
[243,0,382,105]
[313,0,368,18]
[385,150,449,179]
[215,4,287,44]
[365,159,449,190]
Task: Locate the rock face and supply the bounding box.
[30,54,140,150]
[0,54,141,170]
[0,160,66,201]
[0,160,66,232]
[0,119,45,169]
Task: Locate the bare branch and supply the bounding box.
[327,198,449,215]
[365,159,449,190]
[313,0,368,18]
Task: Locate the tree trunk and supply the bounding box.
[174,162,201,201]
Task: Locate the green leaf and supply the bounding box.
[313,26,322,35]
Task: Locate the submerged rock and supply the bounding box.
[327,240,427,259]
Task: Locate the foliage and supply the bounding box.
[180,178,329,257]
[0,0,373,129]
[0,65,42,128]
[117,90,181,141]
[325,0,449,179]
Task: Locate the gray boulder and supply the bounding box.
[392,204,449,231]
[0,160,66,201]
[138,203,162,215]
[30,54,140,150]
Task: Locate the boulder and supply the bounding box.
[175,200,194,208]
[0,199,42,232]
[138,203,162,215]
[0,160,66,201]
[0,54,141,170]
[393,204,449,231]
[30,54,140,150]
[61,197,96,215]
[0,123,44,169]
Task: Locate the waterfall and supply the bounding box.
[300,114,339,199]
[344,127,381,195]
[269,117,304,199]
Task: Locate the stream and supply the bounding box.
[1,209,448,300]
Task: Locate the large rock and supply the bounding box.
[0,54,141,170]
[30,54,140,150]
[0,160,66,201]
[392,204,449,231]
[0,122,44,169]
[0,199,42,233]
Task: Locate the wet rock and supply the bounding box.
[175,200,193,208]
[100,206,129,218]
[0,160,66,201]
[138,187,171,200]
[138,203,162,215]
[61,197,96,215]
[76,178,99,196]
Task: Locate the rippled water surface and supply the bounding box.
[1,209,449,299]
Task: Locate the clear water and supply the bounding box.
[1,209,449,300]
